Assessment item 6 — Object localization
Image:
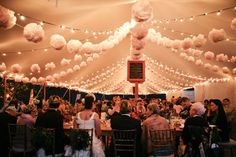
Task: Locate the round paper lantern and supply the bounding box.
[23,23,44,43]
[50,34,66,50]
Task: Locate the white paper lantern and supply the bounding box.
[15,76,22,82]
[50,34,66,50]
[87,56,93,63]
[53,73,60,80]
[60,58,71,66]
[80,61,87,68]
[93,53,99,59]
[204,63,212,70]
[74,54,83,62]
[231,18,236,31]
[30,77,37,84]
[232,68,236,75]
[132,38,145,50]
[192,50,203,57]
[23,23,44,43]
[195,59,203,66]
[188,56,195,62]
[208,28,226,43]
[204,51,215,60]
[216,53,228,62]
[182,38,193,50]
[31,64,40,73]
[212,65,219,72]
[131,23,148,39]
[0,5,16,29]
[193,34,206,47]
[73,65,80,71]
[80,42,93,55]
[132,0,153,22]
[38,77,45,83]
[60,71,67,78]
[67,39,82,53]
[11,64,22,73]
[222,67,230,74]
[22,77,29,83]
[46,75,54,82]
[67,68,74,74]
[0,62,6,72]
[45,62,56,71]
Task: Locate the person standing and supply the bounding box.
[207,99,229,142]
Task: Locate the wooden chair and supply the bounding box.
[149,129,176,157]
[112,129,137,157]
[218,139,236,157]
[8,124,34,157]
[32,128,55,157]
[68,128,93,157]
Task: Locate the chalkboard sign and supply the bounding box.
[127,60,145,82]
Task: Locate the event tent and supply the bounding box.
[0,0,235,103]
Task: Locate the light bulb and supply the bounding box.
[20,15,25,21]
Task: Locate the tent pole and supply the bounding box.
[44,82,46,101]
[3,76,7,106]
[68,88,71,104]
[135,82,138,100]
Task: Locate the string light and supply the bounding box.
[14,12,118,37]
[19,15,25,21]
[152,6,235,24]
[153,24,236,41]
[39,21,44,26]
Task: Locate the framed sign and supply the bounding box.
[127,60,145,82]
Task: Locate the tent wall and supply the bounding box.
[166,80,236,105]
[195,80,236,105]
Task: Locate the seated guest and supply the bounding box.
[207,99,229,142]
[17,104,36,127]
[142,103,170,157]
[0,105,18,156]
[173,97,183,115]
[136,99,146,121]
[179,97,191,119]
[222,98,236,135]
[74,94,105,157]
[74,99,84,114]
[111,100,142,157]
[107,96,121,118]
[35,95,66,155]
[182,102,209,156]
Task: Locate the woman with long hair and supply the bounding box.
[207,99,229,142]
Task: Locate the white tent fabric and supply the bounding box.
[0,0,235,102]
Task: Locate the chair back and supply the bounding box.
[112,129,137,157]
[68,128,93,157]
[32,127,55,156]
[149,129,176,156]
[188,125,209,146]
[8,124,34,156]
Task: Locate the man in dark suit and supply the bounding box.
[182,102,209,156]
[35,95,65,155]
[111,100,142,157]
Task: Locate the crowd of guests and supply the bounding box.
[0,94,235,157]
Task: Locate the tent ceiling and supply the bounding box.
[0,0,235,94]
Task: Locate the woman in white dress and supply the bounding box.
[74,94,105,157]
